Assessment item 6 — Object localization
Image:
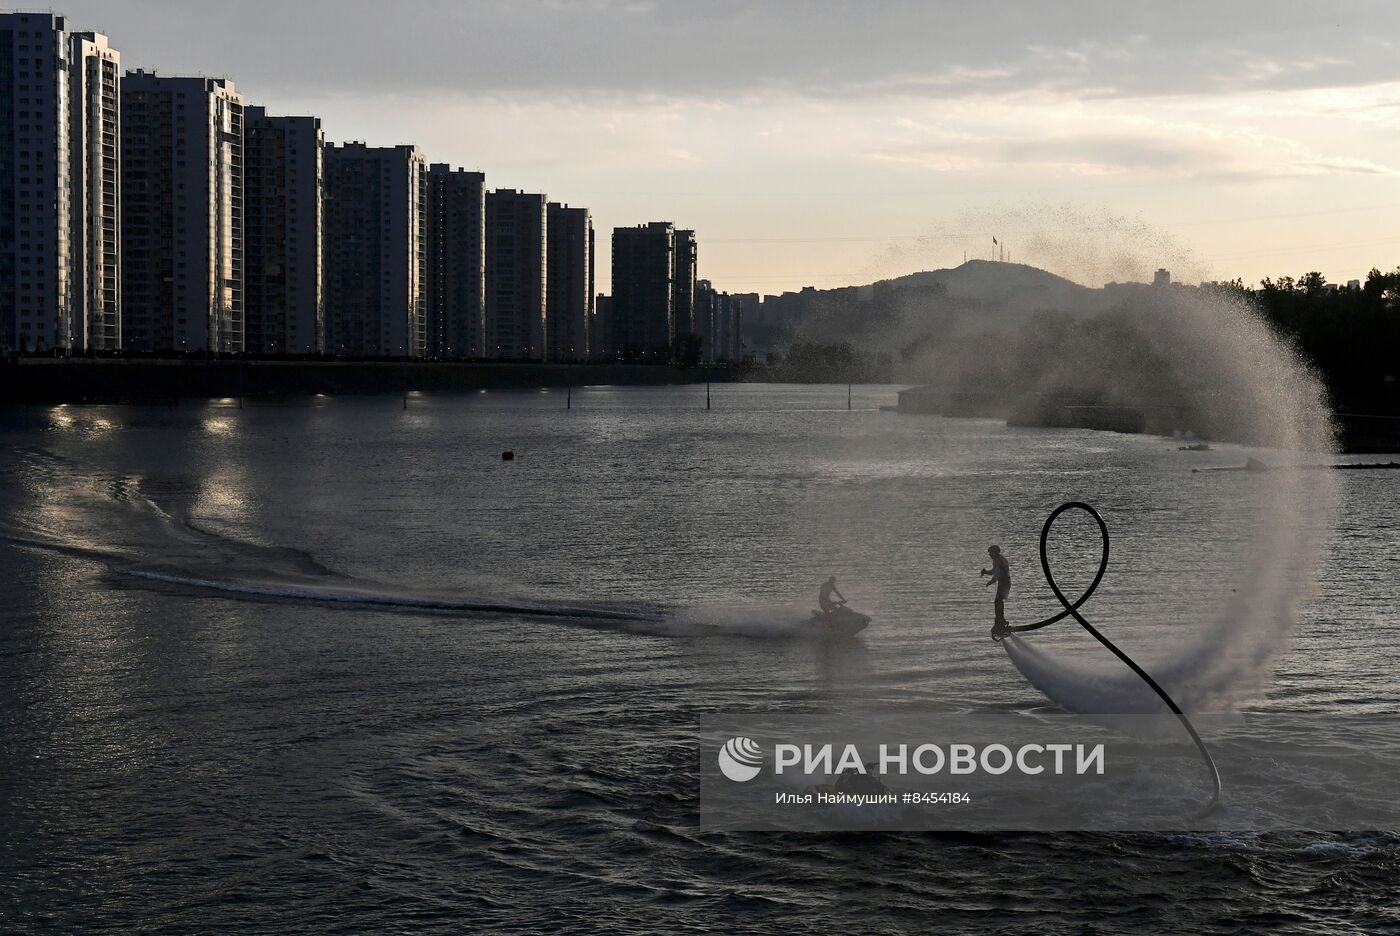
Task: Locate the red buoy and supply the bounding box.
[502,450,514,461]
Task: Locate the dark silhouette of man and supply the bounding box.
[818,576,847,615]
[981,546,1011,638]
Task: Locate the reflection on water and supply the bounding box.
[0,386,1394,933]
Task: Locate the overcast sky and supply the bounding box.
[60,0,1400,293]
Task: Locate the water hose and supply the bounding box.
[998,502,1222,817]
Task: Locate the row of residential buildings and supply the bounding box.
[0,11,744,363]
[605,222,740,363]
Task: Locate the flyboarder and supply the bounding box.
[981,546,1011,639]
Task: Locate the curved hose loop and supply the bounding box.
[1007,502,1222,818]
[1003,501,1110,634]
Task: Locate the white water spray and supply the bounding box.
[1000,288,1339,713]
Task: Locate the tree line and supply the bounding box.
[1211,267,1400,408]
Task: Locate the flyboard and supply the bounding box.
[991,502,1222,817]
[811,605,872,637]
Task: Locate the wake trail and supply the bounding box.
[3,516,824,639]
[111,565,664,624]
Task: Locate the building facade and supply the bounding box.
[323,143,428,358]
[121,71,244,352]
[484,189,547,360]
[68,30,121,351]
[426,164,485,358]
[696,278,744,363]
[695,278,717,363]
[610,221,674,360]
[0,14,121,353]
[715,291,743,362]
[0,12,72,353]
[243,106,323,355]
[672,228,696,339]
[545,202,592,362]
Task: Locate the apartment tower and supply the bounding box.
[121,71,244,352]
[672,228,696,339]
[68,30,121,351]
[484,189,547,360]
[610,221,674,360]
[426,164,485,358]
[546,202,592,362]
[243,106,324,354]
[0,14,121,353]
[323,143,428,358]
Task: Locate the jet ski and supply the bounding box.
[811,605,872,637]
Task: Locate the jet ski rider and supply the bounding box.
[819,576,847,615]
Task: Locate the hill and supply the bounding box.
[878,259,1095,307]
[766,260,1113,354]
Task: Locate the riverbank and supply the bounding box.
[893,384,1400,454]
[0,359,739,405]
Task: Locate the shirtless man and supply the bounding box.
[818,576,847,615]
[981,546,1011,638]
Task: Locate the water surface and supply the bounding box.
[2,385,1396,933]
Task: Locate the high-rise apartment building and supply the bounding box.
[546,202,592,362]
[0,12,71,353]
[696,278,744,363]
[243,106,323,355]
[0,14,121,353]
[426,164,485,358]
[611,221,674,360]
[484,189,547,360]
[695,278,717,364]
[673,228,696,339]
[717,291,743,362]
[121,71,244,352]
[323,143,428,358]
[69,30,121,351]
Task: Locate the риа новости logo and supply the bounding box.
[718,737,764,782]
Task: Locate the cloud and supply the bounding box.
[1294,158,1400,176]
[867,134,1230,178]
[869,128,1400,181]
[57,0,1400,103]
[847,82,1400,184]
[998,136,1221,174]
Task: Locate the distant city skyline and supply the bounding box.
[48,1,1400,297]
[3,9,747,359]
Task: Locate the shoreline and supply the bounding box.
[892,385,1400,454]
[0,359,741,405]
